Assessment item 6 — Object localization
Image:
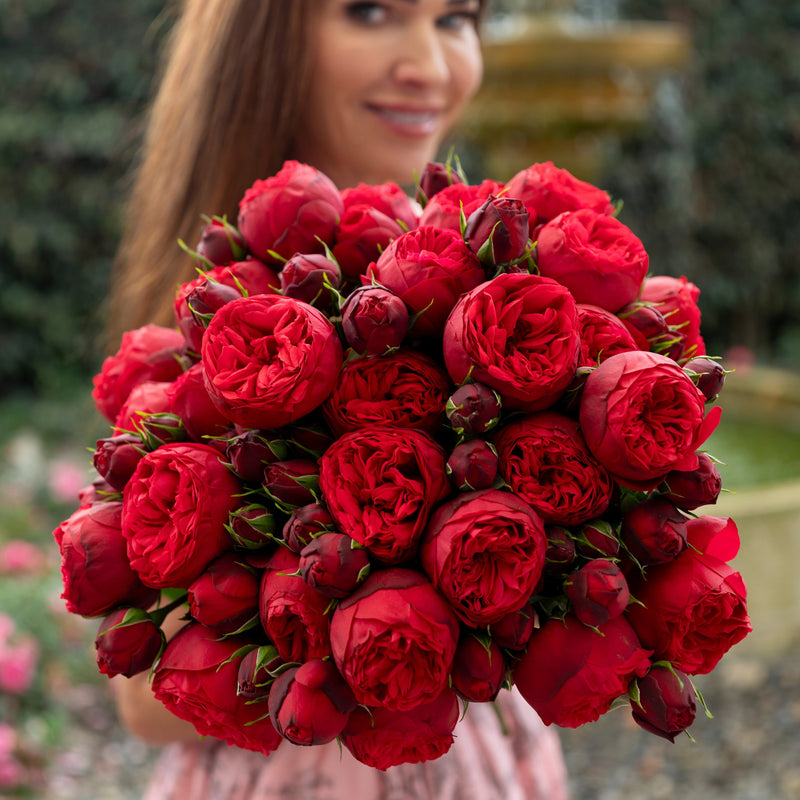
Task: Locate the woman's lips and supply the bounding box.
[366,104,444,137]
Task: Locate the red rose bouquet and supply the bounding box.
[54,158,750,769]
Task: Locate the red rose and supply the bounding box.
[536,209,648,313]
[237,160,343,264]
[579,351,722,490]
[631,665,697,742]
[194,218,247,267]
[121,443,241,588]
[445,382,502,437]
[416,160,465,205]
[420,489,547,626]
[450,633,506,702]
[493,412,614,526]
[662,451,722,510]
[225,429,289,483]
[513,614,652,727]
[330,569,460,711]
[53,502,158,617]
[576,304,641,368]
[94,607,165,678]
[342,689,460,770]
[321,349,451,437]
[92,324,185,423]
[262,458,320,509]
[92,433,146,491]
[684,356,725,402]
[464,194,530,267]
[446,439,499,491]
[505,161,615,230]
[201,294,343,429]
[620,496,688,566]
[332,204,405,281]
[340,181,419,231]
[443,273,580,412]
[113,380,174,437]
[259,547,332,662]
[282,503,335,553]
[366,226,485,337]
[167,362,231,442]
[299,532,371,599]
[340,285,409,355]
[564,558,630,628]
[639,275,706,362]
[279,252,341,310]
[625,516,751,674]
[318,426,450,564]
[418,179,504,231]
[151,622,283,756]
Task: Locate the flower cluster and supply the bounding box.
[54,159,750,768]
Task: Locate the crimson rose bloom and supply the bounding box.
[322,349,451,437]
[201,294,343,429]
[332,204,405,281]
[53,502,158,617]
[625,516,751,674]
[576,304,641,368]
[640,275,706,362]
[113,380,173,437]
[493,412,614,526]
[367,226,484,337]
[579,351,722,490]
[330,569,460,711]
[536,209,649,313]
[167,362,231,442]
[420,489,547,626]
[152,623,282,756]
[620,496,688,566]
[342,689,460,770]
[662,451,722,511]
[94,607,164,678]
[237,160,343,263]
[340,181,419,231]
[418,179,504,231]
[443,273,580,412]
[299,532,371,599]
[513,614,652,728]
[319,426,450,564]
[121,443,241,588]
[564,558,630,627]
[92,325,185,423]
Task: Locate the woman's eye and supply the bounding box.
[436,10,480,32]
[344,2,389,25]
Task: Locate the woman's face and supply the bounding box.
[295,0,483,188]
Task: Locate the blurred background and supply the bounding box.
[1,0,798,797]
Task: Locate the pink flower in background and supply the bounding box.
[0,614,38,695]
[0,723,24,789]
[48,459,88,504]
[0,541,46,575]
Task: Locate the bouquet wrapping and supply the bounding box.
[54,158,751,768]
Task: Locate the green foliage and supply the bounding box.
[0,0,170,397]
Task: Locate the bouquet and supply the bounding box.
[54,158,751,769]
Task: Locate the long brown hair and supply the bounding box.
[107,0,316,347]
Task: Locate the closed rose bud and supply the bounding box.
[662,452,722,511]
[576,519,620,559]
[279,252,341,309]
[544,525,576,572]
[446,383,502,437]
[226,430,289,483]
[263,459,319,510]
[565,558,630,628]
[283,503,335,553]
[195,218,247,266]
[138,412,188,450]
[268,659,356,745]
[465,195,530,267]
[451,633,507,702]
[186,278,242,331]
[490,603,538,651]
[446,439,498,491]
[93,433,145,491]
[284,423,335,460]
[621,496,689,566]
[684,357,726,401]
[188,553,260,635]
[415,160,464,206]
[618,302,672,349]
[237,644,284,699]
[631,665,697,742]
[95,607,164,678]
[299,532,370,599]
[227,503,278,550]
[341,285,409,355]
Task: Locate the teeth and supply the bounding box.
[378,109,437,125]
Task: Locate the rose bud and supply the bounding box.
[445,382,502,438]
[188,552,260,635]
[283,422,335,460]
[283,503,335,553]
[544,525,576,572]
[661,452,722,511]
[226,430,289,483]
[186,278,242,331]
[279,252,341,310]
[640,275,706,363]
[268,659,357,746]
[195,218,247,267]
[78,475,117,504]
[263,459,319,510]
[332,204,406,281]
[299,532,371,599]
[446,439,499,491]
[138,412,188,450]
[684,356,726,402]
[95,607,165,678]
[415,160,464,206]
[227,503,278,550]
[617,301,673,349]
[236,644,284,699]
[450,632,507,703]
[113,380,172,437]
[490,602,538,651]
[576,519,621,559]
[565,558,630,628]
[631,665,697,742]
[340,285,409,355]
[465,194,530,268]
[621,496,689,566]
[93,433,145,491]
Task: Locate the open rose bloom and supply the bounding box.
[54,159,750,768]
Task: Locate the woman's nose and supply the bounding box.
[391,23,450,88]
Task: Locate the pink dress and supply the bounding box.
[142,688,569,800]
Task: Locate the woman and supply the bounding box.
[111,1,570,798]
